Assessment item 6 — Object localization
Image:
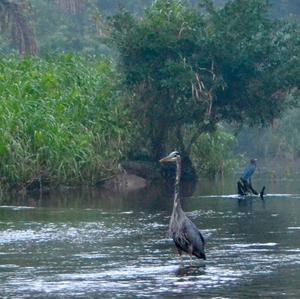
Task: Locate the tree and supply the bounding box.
[0,0,154,56]
[0,0,37,55]
[0,0,85,55]
[111,1,214,163]
[207,0,299,125]
[111,0,299,165]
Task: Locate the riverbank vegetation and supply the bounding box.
[0,0,299,191]
[0,55,130,190]
[110,0,299,171]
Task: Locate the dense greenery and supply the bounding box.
[0,0,299,189]
[0,55,129,190]
[111,0,299,164]
[188,125,238,177]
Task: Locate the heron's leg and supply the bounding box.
[177,250,183,266]
[189,254,193,266]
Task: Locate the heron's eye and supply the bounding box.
[168,151,180,158]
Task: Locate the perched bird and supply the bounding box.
[159,151,206,262]
[241,158,257,182]
[238,158,258,196]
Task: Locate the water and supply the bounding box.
[1,177,300,298]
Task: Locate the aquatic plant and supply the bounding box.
[0,55,129,190]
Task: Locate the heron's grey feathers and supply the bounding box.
[170,213,206,259]
[160,150,206,260]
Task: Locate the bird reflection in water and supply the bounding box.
[175,264,206,277]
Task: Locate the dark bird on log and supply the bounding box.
[160,151,206,263]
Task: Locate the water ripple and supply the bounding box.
[1,192,300,298]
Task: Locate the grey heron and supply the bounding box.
[160,151,206,262]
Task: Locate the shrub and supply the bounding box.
[0,55,129,190]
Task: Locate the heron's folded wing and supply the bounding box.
[182,218,205,248]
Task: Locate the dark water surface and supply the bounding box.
[1,177,300,298]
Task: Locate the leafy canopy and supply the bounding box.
[111,0,299,160]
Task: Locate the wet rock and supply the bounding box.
[103,173,148,193]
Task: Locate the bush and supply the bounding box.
[188,125,238,178]
[0,55,129,190]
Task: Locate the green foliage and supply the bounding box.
[0,0,154,56]
[0,0,299,183]
[111,0,213,160]
[0,55,129,190]
[205,0,299,125]
[0,0,37,55]
[29,0,106,56]
[189,125,238,177]
[111,0,299,163]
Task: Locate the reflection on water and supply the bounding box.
[1,177,300,298]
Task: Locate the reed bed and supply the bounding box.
[0,55,129,191]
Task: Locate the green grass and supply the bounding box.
[188,125,239,178]
[0,55,129,190]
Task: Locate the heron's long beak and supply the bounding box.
[159,156,169,164]
[159,155,176,164]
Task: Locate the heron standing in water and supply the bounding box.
[159,151,206,263]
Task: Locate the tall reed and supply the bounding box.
[0,55,130,190]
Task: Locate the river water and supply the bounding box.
[1,176,300,298]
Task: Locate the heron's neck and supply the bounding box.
[174,158,181,207]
